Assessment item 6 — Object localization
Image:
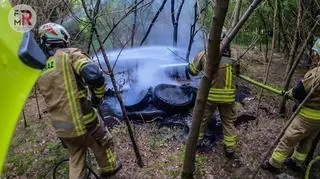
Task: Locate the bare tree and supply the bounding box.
[131,0,138,47]
[186,1,199,60]
[182,0,264,177]
[140,0,168,46]
[170,0,185,46]
[181,0,229,177]
[284,0,304,78]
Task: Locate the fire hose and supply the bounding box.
[236,74,285,96]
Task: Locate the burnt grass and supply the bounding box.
[3,47,320,179]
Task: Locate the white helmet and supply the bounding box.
[39,23,70,46]
[312,38,320,56]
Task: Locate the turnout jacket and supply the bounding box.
[38,48,106,138]
[288,66,320,120]
[188,49,237,103]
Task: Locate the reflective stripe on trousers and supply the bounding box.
[223,135,237,148]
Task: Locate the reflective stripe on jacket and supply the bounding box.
[294,67,320,120]
[38,48,101,138]
[188,50,236,103]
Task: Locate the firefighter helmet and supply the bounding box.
[312,38,320,55]
[39,23,70,46]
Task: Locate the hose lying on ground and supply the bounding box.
[53,158,99,179]
[305,156,320,179]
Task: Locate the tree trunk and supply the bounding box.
[131,0,138,47]
[277,28,280,52]
[232,0,242,28]
[171,0,185,47]
[186,1,198,61]
[181,1,229,178]
[257,10,268,57]
[284,0,303,78]
[277,0,289,54]
[173,24,178,46]
[182,1,264,177]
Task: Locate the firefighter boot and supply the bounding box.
[284,158,305,173]
[100,161,122,178]
[261,160,282,174]
[224,145,237,159]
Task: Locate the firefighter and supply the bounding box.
[262,38,320,173]
[37,23,122,178]
[187,39,239,158]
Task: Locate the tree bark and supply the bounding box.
[181,0,229,178]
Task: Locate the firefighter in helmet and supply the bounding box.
[262,38,320,173]
[187,30,239,158]
[37,23,122,178]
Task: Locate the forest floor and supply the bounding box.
[2,46,320,179]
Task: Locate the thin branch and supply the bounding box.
[98,0,151,51]
[140,0,168,46]
[112,37,132,71]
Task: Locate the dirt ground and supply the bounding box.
[2,47,320,179]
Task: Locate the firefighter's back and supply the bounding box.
[38,48,86,138]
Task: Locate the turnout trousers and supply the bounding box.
[199,101,238,149]
[270,115,320,168]
[60,120,117,179]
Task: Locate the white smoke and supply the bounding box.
[93,46,188,91]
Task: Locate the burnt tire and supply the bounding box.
[122,87,152,112]
[153,84,196,113]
